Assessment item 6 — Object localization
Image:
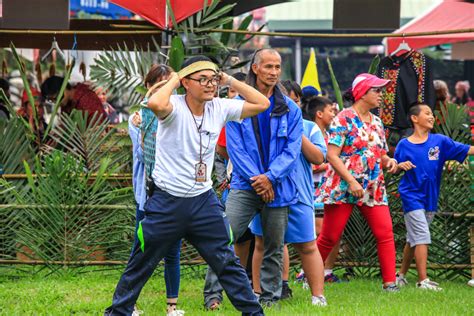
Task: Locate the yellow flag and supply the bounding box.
[301,48,321,91]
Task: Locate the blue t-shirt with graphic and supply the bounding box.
[394,133,469,213]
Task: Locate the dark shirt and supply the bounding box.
[257,95,275,169]
[375,50,435,130]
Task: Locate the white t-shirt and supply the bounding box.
[152,94,244,197]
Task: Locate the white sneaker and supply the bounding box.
[167,310,185,316]
[396,273,408,287]
[312,295,328,307]
[132,305,143,316]
[467,279,474,287]
[302,279,310,290]
[417,278,442,291]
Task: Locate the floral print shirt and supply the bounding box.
[316,107,389,206]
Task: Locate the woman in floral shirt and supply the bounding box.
[316,73,399,291]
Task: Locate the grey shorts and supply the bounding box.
[404,209,435,247]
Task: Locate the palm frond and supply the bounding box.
[43,60,74,141]
[5,151,134,273]
[0,117,34,174]
[434,103,470,143]
[46,110,130,173]
[90,40,163,109]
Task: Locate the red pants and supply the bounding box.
[317,203,396,283]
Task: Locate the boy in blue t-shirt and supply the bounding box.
[394,103,473,291]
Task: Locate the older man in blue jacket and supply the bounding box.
[206,49,303,307]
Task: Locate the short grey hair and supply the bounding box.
[253,48,281,66]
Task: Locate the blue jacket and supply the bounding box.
[128,113,146,211]
[226,86,303,207]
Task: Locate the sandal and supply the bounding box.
[167,302,185,316]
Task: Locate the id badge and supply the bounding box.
[195,162,207,182]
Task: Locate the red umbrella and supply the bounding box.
[109,0,211,29]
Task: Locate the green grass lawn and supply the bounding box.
[0,268,473,315]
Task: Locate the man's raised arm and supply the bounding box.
[220,72,270,119]
[147,72,180,119]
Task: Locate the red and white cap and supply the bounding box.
[352,73,390,101]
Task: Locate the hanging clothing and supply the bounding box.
[375,50,436,130]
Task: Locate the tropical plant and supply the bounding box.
[45,110,131,173]
[0,108,133,275]
[326,57,343,110]
[0,118,34,175]
[4,44,73,148]
[367,55,380,75]
[89,0,263,109]
[1,150,133,275]
[89,39,165,110]
[434,102,470,143]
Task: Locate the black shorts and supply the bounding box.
[236,227,254,244]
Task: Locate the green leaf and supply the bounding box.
[220,20,234,46]
[434,103,470,143]
[0,117,34,174]
[196,10,203,25]
[168,36,185,72]
[188,14,195,33]
[90,43,158,107]
[10,43,37,136]
[204,0,220,17]
[327,57,343,110]
[202,0,208,17]
[43,59,74,141]
[128,104,142,114]
[201,4,236,24]
[368,55,380,75]
[135,85,148,96]
[235,15,253,44]
[0,87,17,120]
[166,0,179,30]
[197,16,234,32]
[23,160,35,189]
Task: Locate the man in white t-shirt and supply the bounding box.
[105,56,270,316]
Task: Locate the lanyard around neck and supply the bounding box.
[185,101,206,163]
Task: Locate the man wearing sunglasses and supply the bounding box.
[105,56,269,316]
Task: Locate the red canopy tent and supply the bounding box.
[109,0,212,29]
[385,0,474,54]
[109,0,290,30]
